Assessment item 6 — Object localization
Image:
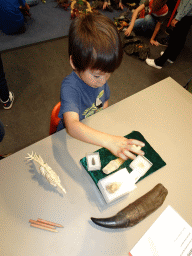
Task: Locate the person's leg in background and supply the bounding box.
[0,120,5,143]
[0,119,5,159]
[0,54,14,109]
[155,16,192,66]
[0,119,11,159]
[133,14,157,34]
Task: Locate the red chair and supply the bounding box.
[49,102,61,135]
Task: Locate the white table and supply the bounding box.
[1,77,192,256]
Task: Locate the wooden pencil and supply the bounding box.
[30,223,58,232]
[37,218,64,228]
[29,219,56,229]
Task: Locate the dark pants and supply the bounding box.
[0,54,9,102]
[0,120,5,142]
[155,16,192,66]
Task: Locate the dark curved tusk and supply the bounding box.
[91,215,130,229]
[91,183,168,229]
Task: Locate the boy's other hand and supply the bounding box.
[106,135,145,160]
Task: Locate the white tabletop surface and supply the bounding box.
[0,77,192,256]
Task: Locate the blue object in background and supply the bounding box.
[0,0,26,35]
[0,0,122,51]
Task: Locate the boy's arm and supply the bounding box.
[124,4,145,36]
[63,111,145,160]
[103,100,109,109]
[150,21,161,46]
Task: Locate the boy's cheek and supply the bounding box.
[87,74,96,84]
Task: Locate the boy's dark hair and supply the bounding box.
[68,13,123,73]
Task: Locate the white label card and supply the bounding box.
[129,205,192,256]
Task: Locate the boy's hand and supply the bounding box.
[106,135,145,160]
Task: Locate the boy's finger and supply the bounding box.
[130,145,144,155]
[118,153,127,160]
[128,139,145,147]
[126,145,145,156]
[122,150,136,160]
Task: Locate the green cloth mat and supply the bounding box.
[80,131,166,187]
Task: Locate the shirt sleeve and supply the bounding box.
[58,83,80,119]
[175,0,192,21]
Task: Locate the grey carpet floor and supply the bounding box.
[0,35,192,155]
[0,0,121,52]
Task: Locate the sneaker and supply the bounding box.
[157,37,169,47]
[160,51,174,64]
[145,58,162,69]
[1,91,14,109]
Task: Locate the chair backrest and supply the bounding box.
[49,102,61,135]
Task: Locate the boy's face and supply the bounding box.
[70,56,111,88]
[78,69,111,88]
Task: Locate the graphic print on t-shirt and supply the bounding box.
[82,90,104,118]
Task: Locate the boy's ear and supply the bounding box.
[70,56,76,70]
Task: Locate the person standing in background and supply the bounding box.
[146,0,192,69]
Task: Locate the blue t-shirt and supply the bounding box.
[0,0,26,35]
[57,71,110,131]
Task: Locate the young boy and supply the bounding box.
[146,0,192,69]
[57,13,145,160]
[125,0,169,46]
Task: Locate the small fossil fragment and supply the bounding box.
[106,182,122,194]
[92,157,95,165]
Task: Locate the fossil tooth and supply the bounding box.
[91,183,168,229]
